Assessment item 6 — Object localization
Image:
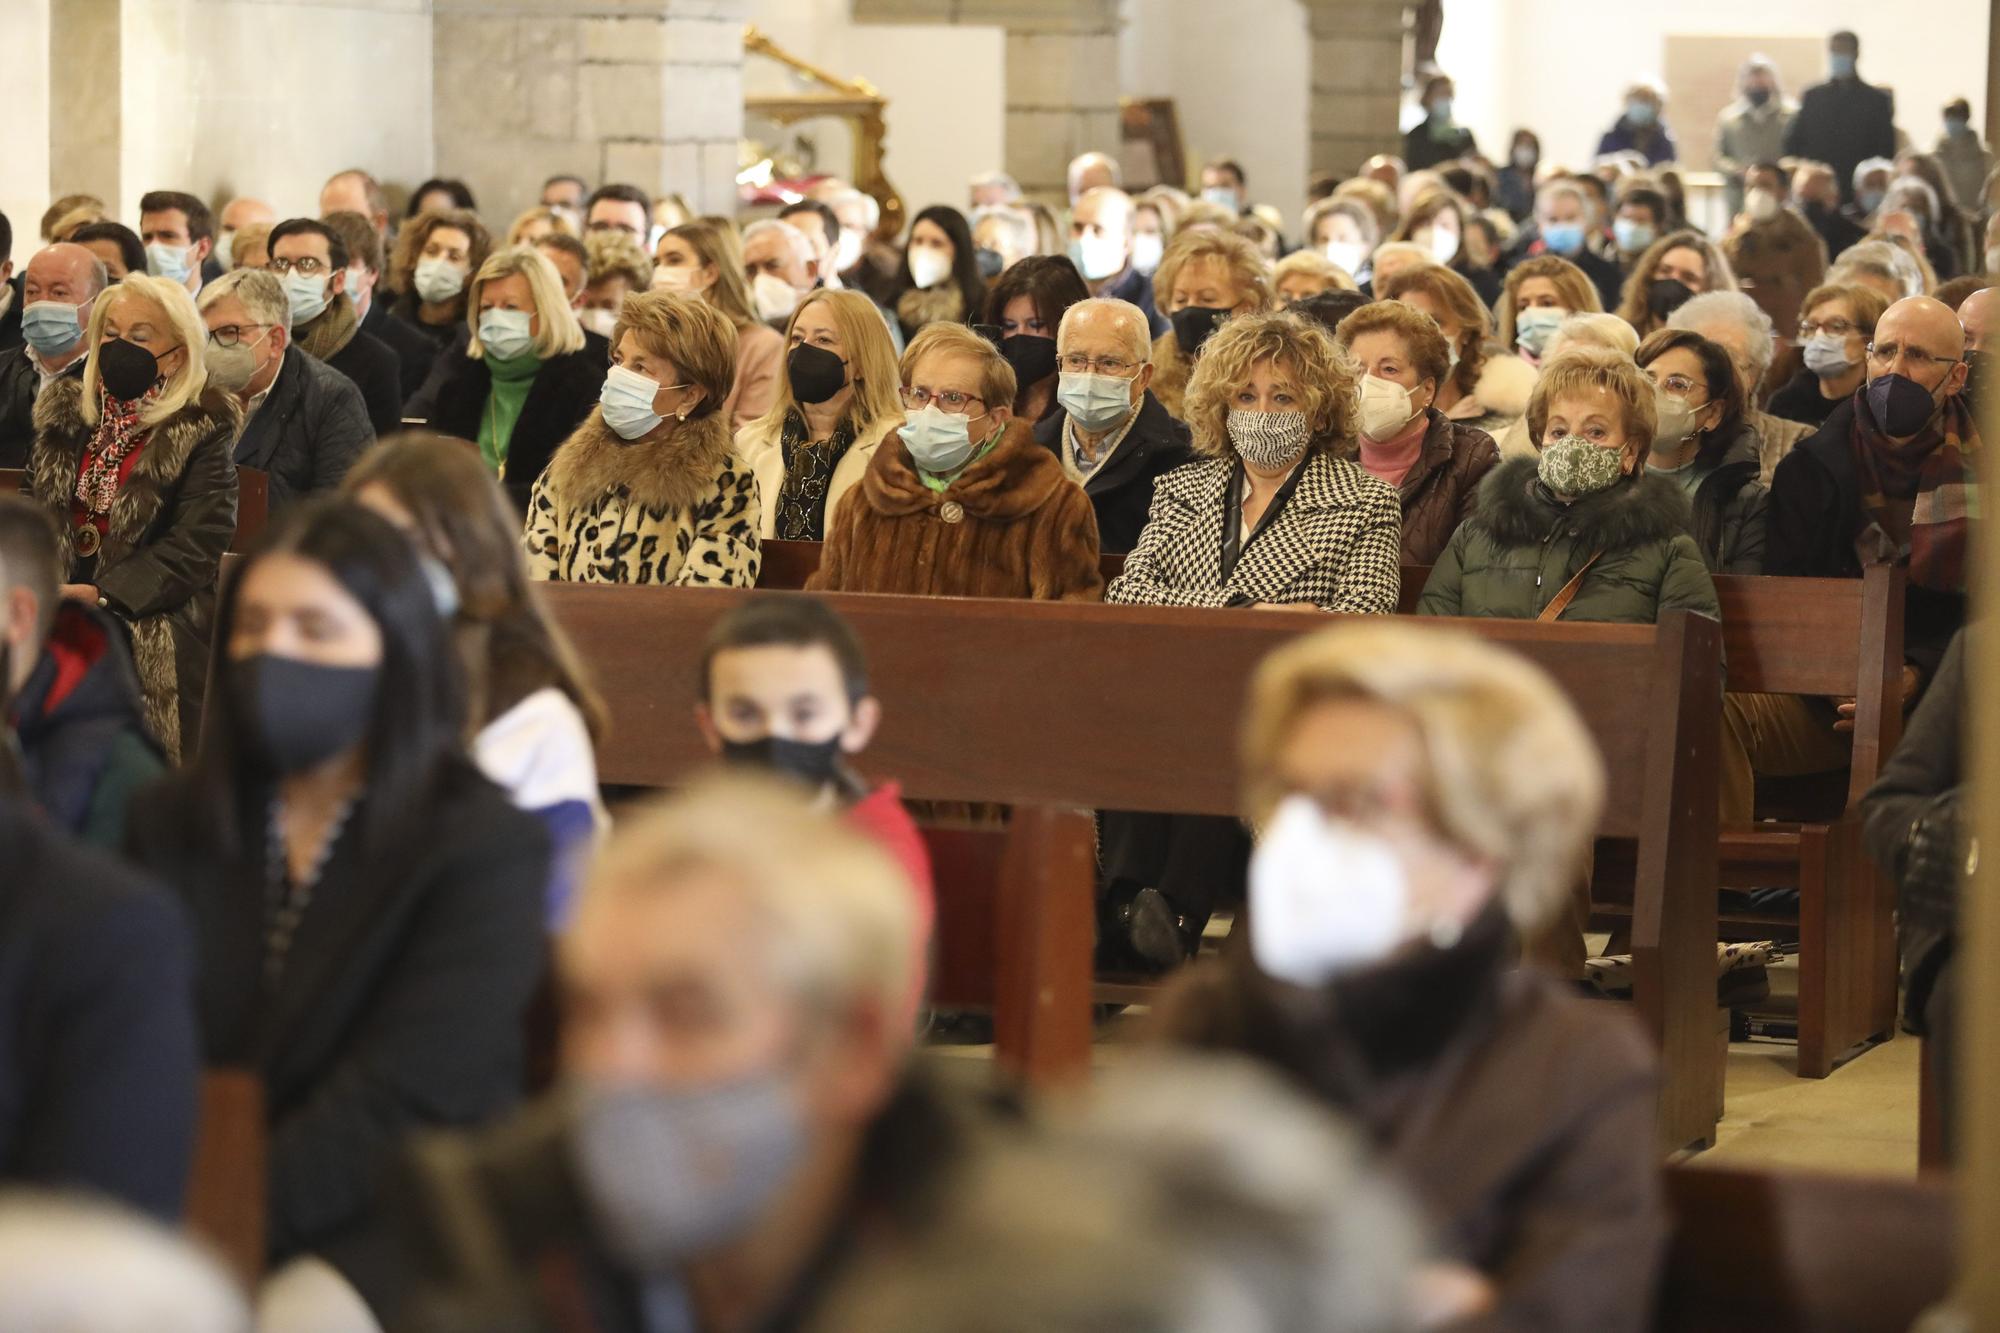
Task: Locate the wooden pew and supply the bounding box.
[1405,562,1905,1077]
[185,1069,267,1286]
[3,464,271,553]
[545,585,1726,1152]
[1659,1165,1952,1331]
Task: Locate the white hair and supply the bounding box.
[1066,151,1124,200]
[1545,311,1640,361]
[0,1192,250,1333]
[1058,298,1152,364]
[970,205,1036,259]
[197,266,290,330]
[1853,156,1896,190]
[1738,53,1782,95]
[1074,186,1135,232]
[1831,239,1925,299]
[1534,178,1590,219]
[828,188,880,233]
[969,170,1022,201]
[1669,290,1777,378]
[1885,175,1940,222]
[742,218,817,273]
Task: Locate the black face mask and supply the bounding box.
[1745,86,1772,107]
[99,337,164,402]
[233,654,378,775]
[786,342,848,405]
[999,333,1058,387]
[720,735,844,789]
[1647,277,1695,321]
[1170,305,1230,357]
[974,247,1005,281]
[1865,371,1949,438]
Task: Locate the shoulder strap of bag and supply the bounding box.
[1537,549,1605,623]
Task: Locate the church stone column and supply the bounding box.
[434,0,746,220]
[854,0,1121,204]
[1302,0,1408,179]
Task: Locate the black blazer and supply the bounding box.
[1766,397,1966,679]
[362,295,449,416]
[1032,389,1195,554]
[124,767,550,1296]
[422,339,611,511]
[0,799,199,1219]
[326,327,406,438]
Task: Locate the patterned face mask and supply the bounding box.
[1227,408,1310,470]
[1537,434,1625,497]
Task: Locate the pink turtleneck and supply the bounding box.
[1358,413,1428,488]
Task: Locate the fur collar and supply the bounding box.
[863,418,1071,519]
[295,292,360,361]
[1450,351,1537,422]
[1473,455,1693,551]
[894,286,965,331]
[30,375,242,561]
[543,407,734,514]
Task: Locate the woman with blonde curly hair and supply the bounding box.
[1148,228,1273,418]
[1613,228,1737,338]
[1108,311,1401,615]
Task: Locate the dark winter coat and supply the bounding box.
[28,376,241,761]
[1032,389,1195,554]
[10,601,164,849]
[1766,397,1966,680]
[124,768,550,1313]
[0,347,84,469]
[0,799,200,1221]
[1370,408,1502,565]
[1766,367,1845,428]
[1677,423,1769,575]
[420,342,609,513]
[1416,457,1720,625]
[232,346,373,509]
[1784,76,1898,204]
[360,295,443,413]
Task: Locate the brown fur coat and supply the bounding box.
[29,376,242,761]
[808,418,1102,600]
[523,407,761,586]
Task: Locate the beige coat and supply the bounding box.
[734,411,897,541]
[723,322,784,431]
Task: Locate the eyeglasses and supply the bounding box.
[900,385,984,414]
[1866,341,1960,373]
[206,324,273,348]
[1058,352,1141,378]
[1653,373,1701,396]
[268,257,329,276]
[1799,318,1857,338]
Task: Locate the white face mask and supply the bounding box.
[1250,796,1411,987]
[1131,232,1165,275]
[1420,224,1460,265]
[908,246,952,290]
[651,266,696,293]
[834,229,865,274]
[751,272,801,323]
[1357,373,1419,442]
[1745,188,1781,225]
[1324,239,1370,277]
[579,307,619,339]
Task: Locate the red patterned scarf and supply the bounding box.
[1851,392,1979,592]
[76,387,156,516]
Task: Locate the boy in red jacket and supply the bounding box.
[695,597,934,983]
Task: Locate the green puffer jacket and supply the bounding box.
[1416,457,1721,624]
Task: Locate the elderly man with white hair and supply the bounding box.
[741,218,819,326]
[1670,289,1814,483]
[1527,179,1623,308]
[1032,297,1192,553]
[968,169,1022,210]
[1069,188,1169,338]
[0,242,107,465]
[1066,150,1122,204]
[197,267,372,506]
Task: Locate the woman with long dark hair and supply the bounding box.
[123,499,549,1319]
[980,254,1090,426]
[892,205,987,343]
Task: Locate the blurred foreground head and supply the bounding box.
[0,1191,248,1333]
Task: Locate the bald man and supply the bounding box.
[0,243,107,465]
[1957,285,1998,354]
[1727,294,1974,822]
[215,197,275,271]
[319,169,390,243]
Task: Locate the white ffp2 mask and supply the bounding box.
[1249,796,1410,987]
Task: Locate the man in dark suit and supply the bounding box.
[0,800,199,1218]
[1783,31,1897,206]
[1035,297,1193,554]
[269,218,404,437]
[0,241,103,467]
[324,208,437,416]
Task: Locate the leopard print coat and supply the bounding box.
[523,407,762,586]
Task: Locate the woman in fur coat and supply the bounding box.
[524,291,761,587]
[809,322,1102,601]
[28,273,241,762]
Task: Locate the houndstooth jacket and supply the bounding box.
[1105,447,1403,613]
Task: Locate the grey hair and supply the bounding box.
[1738,53,1782,93]
[969,170,1022,201]
[1885,174,1940,222]
[971,205,1037,259]
[197,265,290,330]
[1075,186,1135,231]
[1545,311,1640,361]
[828,188,879,233]
[1058,298,1152,364]
[741,218,817,272]
[1534,178,1590,218]
[1066,151,1124,199]
[1852,156,1896,190]
[0,1191,250,1333]
[1831,239,1925,298]
[1669,290,1777,378]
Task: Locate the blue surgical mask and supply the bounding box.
[214,230,237,270]
[1057,370,1137,432]
[1830,53,1857,79]
[1514,306,1567,358]
[1428,98,1454,122]
[281,270,332,327]
[146,241,193,283]
[600,363,673,441]
[21,300,86,358]
[478,307,536,361]
[1858,189,1885,215]
[1201,186,1241,215]
[1541,221,1586,256]
[1625,100,1657,127]
[1613,218,1656,253]
[901,402,981,474]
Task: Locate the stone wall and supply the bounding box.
[434,0,746,226]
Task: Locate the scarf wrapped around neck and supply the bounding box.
[1851,390,1979,592]
[295,292,360,362]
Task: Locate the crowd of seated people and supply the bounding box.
[0,19,1987,1328]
